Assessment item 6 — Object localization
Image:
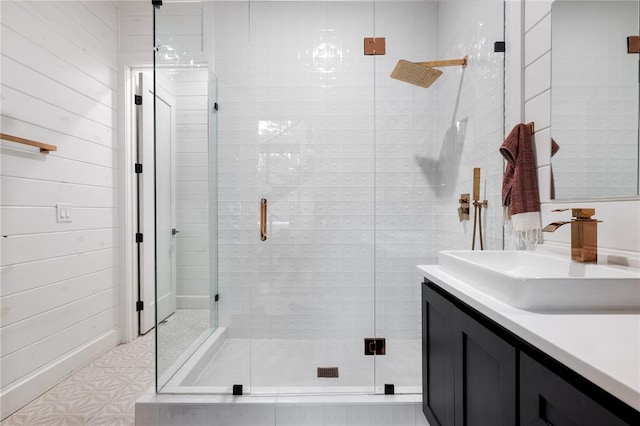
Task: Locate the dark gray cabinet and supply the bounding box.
[454,309,516,426]
[520,352,627,426]
[422,282,455,426]
[422,279,639,426]
[422,280,516,426]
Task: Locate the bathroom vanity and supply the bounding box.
[419,264,640,426]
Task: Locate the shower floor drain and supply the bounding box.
[317,367,339,378]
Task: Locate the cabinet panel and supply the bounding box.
[454,309,517,426]
[520,352,628,426]
[422,279,638,426]
[422,282,455,426]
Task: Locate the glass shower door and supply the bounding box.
[153,1,217,391]
[213,0,377,394]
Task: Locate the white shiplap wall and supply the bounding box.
[0,0,120,419]
[174,69,210,309]
[519,0,640,254]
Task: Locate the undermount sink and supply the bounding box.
[438,250,640,313]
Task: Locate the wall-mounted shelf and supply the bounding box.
[0,133,57,153]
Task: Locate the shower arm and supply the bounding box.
[417,56,468,68]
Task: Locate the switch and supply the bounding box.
[56,203,72,222]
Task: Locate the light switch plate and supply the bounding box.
[56,203,72,222]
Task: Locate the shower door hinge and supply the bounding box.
[494,41,506,53]
[134,95,142,105]
[135,163,143,174]
[364,338,386,355]
[364,37,386,55]
[136,301,144,311]
[136,233,143,243]
[214,294,219,302]
[152,0,163,8]
[214,102,219,112]
[628,36,640,54]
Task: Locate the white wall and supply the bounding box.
[174,69,211,309]
[0,0,120,419]
[550,1,638,200]
[519,0,640,254]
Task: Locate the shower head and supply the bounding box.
[390,60,442,88]
[390,56,468,88]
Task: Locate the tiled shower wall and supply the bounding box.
[214,0,394,340]
[374,0,505,339]
[213,0,505,341]
[430,1,505,252]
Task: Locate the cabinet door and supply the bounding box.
[422,281,455,426]
[520,352,628,426]
[453,309,517,426]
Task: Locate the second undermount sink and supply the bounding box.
[438,250,640,313]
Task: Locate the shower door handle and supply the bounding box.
[260,198,267,241]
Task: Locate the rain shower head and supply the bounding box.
[390,60,442,88]
[390,56,468,88]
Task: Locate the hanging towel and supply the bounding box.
[500,123,541,248]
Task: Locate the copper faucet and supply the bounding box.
[542,208,601,263]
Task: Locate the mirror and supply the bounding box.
[551,0,639,200]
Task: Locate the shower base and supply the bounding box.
[136,328,427,425]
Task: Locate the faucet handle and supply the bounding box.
[552,208,596,219]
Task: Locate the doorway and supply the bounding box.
[134,70,177,335]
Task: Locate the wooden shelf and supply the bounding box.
[0,133,57,153]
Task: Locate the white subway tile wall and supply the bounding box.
[213,0,505,342]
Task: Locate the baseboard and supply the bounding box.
[0,329,119,420]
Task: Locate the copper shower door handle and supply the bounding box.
[260,198,267,241]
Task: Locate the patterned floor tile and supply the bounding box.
[1,329,157,426]
[20,414,89,426]
[0,412,32,426]
[1,309,210,426]
[85,414,135,426]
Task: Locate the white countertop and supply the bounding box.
[418,264,640,412]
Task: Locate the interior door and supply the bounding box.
[154,85,177,323]
[138,70,177,333]
[155,89,177,323]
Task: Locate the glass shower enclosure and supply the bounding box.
[152,0,505,397]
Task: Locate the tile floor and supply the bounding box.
[1,331,155,426]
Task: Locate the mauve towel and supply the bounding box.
[500,123,541,248]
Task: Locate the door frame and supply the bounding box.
[122,63,174,343]
[120,64,180,342]
[120,64,152,344]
